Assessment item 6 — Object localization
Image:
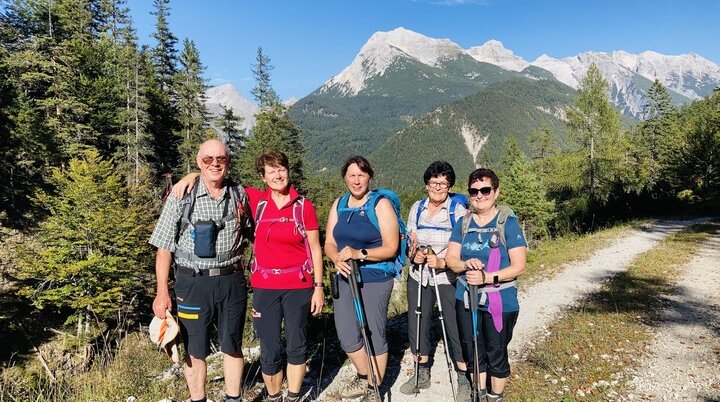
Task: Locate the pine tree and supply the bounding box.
[235,104,306,191]
[147,0,180,175]
[566,63,623,203]
[216,104,245,157]
[150,0,176,91]
[175,38,209,173]
[634,79,680,193]
[250,47,280,109]
[529,125,555,160]
[501,154,556,240]
[18,149,152,329]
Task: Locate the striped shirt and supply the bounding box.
[149,179,252,269]
[407,196,468,286]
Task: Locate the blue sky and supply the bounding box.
[127,0,720,101]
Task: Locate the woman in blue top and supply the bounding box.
[324,156,400,402]
[445,168,527,402]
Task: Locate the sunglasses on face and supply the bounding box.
[468,186,493,197]
[201,156,229,166]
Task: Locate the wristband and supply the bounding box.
[313,282,323,288]
[480,269,486,285]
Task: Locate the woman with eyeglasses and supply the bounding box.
[444,168,527,402]
[172,150,324,402]
[400,161,468,397]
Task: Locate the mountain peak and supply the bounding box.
[467,39,529,71]
[322,27,463,95]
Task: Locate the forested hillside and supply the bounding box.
[371,77,575,190]
[290,53,540,170]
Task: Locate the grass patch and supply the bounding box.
[506,222,715,401]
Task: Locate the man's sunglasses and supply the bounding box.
[467,186,493,197]
[201,156,229,166]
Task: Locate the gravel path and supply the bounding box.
[314,220,705,401]
[627,229,720,401]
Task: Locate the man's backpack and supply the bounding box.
[337,189,408,277]
[414,193,469,232]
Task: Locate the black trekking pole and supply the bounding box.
[469,283,481,402]
[348,259,382,401]
[429,257,458,402]
[412,259,423,395]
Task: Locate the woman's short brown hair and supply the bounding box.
[341,155,374,179]
[256,150,290,176]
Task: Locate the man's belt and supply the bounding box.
[175,265,241,277]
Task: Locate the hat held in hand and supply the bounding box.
[148,310,180,363]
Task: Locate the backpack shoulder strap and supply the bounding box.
[179,179,200,235]
[292,196,307,238]
[496,205,515,249]
[254,199,268,237]
[414,198,427,229]
[460,212,473,243]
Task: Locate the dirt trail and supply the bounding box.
[627,229,720,401]
[313,220,706,401]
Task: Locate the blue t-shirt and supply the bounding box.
[333,200,395,283]
[449,213,527,312]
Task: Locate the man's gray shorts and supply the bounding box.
[333,277,394,356]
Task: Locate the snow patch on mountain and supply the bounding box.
[467,40,529,72]
[322,27,464,95]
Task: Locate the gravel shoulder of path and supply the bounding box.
[626,229,720,402]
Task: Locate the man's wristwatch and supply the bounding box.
[493,274,500,288]
[359,248,368,261]
[313,282,323,288]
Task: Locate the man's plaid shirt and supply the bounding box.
[149,178,252,269]
[407,196,468,286]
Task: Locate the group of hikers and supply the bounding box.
[149,139,527,402]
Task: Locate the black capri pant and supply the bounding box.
[456,299,518,378]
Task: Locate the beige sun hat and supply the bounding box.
[149,310,180,363]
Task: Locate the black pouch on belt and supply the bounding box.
[193,220,217,258]
[331,273,340,299]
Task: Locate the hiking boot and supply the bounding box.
[456,372,472,402]
[399,367,431,394]
[486,391,503,402]
[340,375,368,399]
[361,388,382,402]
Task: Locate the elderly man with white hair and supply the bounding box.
[150,139,253,402]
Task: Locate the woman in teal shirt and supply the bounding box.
[445,168,527,402]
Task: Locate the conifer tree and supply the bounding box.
[250,47,280,109]
[217,104,245,157]
[148,0,180,175]
[501,154,556,240]
[175,38,209,173]
[529,125,555,160]
[566,63,623,203]
[236,104,306,191]
[634,79,680,193]
[18,149,151,329]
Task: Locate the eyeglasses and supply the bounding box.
[468,186,493,197]
[201,156,229,166]
[427,181,450,189]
